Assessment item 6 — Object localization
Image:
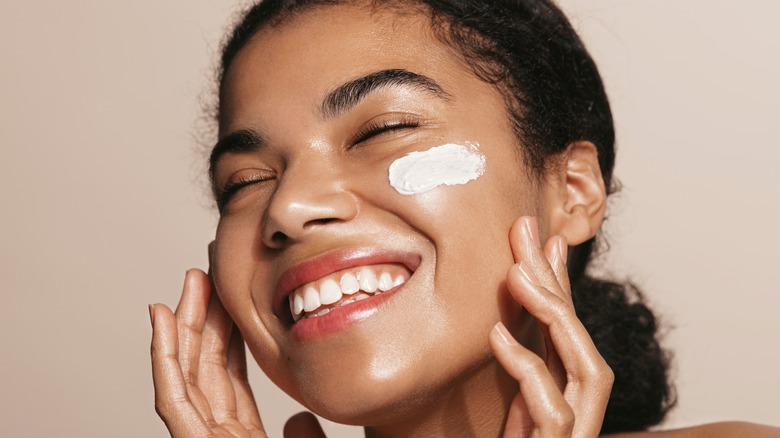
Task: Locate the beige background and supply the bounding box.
[1,1,778,436]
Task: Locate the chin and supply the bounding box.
[279,319,500,427]
[293,361,459,427]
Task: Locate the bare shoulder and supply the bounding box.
[604,422,780,438]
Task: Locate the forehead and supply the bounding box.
[218,3,472,132]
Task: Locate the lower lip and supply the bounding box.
[290,283,403,342]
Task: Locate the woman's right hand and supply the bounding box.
[489,217,614,437]
[150,269,326,437]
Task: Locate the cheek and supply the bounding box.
[208,139,538,415]
[382,147,534,326]
[213,222,307,401]
[212,215,293,378]
[351,141,529,325]
[213,213,263,311]
[351,141,530,259]
[348,142,494,231]
[388,142,486,195]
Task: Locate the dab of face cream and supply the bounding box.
[388,142,486,195]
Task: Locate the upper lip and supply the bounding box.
[273,247,421,322]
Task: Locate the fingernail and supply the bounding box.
[148,304,155,327]
[518,261,540,286]
[523,216,540,247]
[493,322,518,346]
[557,236,568,264]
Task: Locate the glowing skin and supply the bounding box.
[388,142,486,195]
[211,3,554,434]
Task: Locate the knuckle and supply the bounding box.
[184,369,198,384]
[587,357,614,382]
[576,358,614,399]
[601,362,615,384]
[598,362,615,392]
[547,295,573,317]
[179,318,203,333]
[549,404,575,433]
[154,393,191,421]
[519,351,547,375]
[535,294,572,327]
[200,352,227,368]
[154,399,172,420]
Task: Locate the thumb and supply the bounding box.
[284,411,326,438]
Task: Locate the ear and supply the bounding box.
[543,141,607,245]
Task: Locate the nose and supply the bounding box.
[261,160,358,248]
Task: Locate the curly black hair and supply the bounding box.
[215,0,676,433]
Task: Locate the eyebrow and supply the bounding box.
[208,129,265,183]
[320,68,450,118]
[209,69,449,181]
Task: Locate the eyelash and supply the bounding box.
[217,117,421,209]
[217,174,273,210]
[350,116,421,146]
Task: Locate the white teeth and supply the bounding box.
[313,307,331,317]
[358,267,378,293]
[378,272,394,291]
[293,293,304,316]
[303,285,320,312]
[340,273,360,295]
[320,279,342,305]
[289,265,410,322]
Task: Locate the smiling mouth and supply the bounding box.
[289,264,411,322]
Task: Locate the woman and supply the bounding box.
[150,0,779,436]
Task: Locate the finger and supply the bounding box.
[510,218,570,389]
[508,217,611,436]
[540,325,567,394]
[538,234,570,393]
[175,269,211,387]
[198,288,239,425]
[507,265,613,437]
[509,217,568,303]
[284,412,326,438]
[540,236,569,392]
[507,263,608,378]
[543,235,571,305]
[173,269,221,425]
[490,322,574,437]
[150,303,213,436]
[227,327,265,434]
[504,391,533,437]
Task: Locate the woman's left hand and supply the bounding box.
[489,216,614,437]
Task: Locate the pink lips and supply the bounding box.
[273,248,421,339]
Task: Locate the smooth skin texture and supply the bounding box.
[209,4,611,434]
[211,5,560,434]
[150,3,780,437]
[150,224,780,437]
[151,216,614,436]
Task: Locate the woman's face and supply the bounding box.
[212,3,550,423]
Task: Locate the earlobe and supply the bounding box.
[547,141,607,245]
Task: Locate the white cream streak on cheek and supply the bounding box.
[388,142,486,195]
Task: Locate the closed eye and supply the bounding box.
[350,117,421,146]
[217,173,274,211]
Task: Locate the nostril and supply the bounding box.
[271,231,289,244]
[304,218,337,229]
[268,218,338,246]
